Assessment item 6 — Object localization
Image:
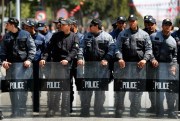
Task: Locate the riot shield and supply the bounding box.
[39,62,70,117]
[113,62,146,118]
[146,63,179,119]
[1,62,33,118]
[75,61,110,117]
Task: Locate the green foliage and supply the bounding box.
[21,3,31,19]
[3,0,138,25]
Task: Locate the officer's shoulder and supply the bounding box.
[139,28,149,35]
[20,29,30,35]
[150,31,160,37]
[101,31,112,36]
[46,31,53,37]
[83,32,92,38]
[171,30,178,37]
[19,29,31,37]
[37,32,46,40]
[169,35,176,42]
[52,31,63,37]
[119,29,128,37]
[37,32,45,38]
[70,31,78,36]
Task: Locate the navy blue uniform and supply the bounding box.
[150,31,178,117]
[77,31,115,116]
[116,27,152,117]
[0,29,36,117]
[41,31,79,116]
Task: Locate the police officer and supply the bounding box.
[77,18,115,117]
[172,20,180,64]
[110,21,117,33]
[110,16,127,118]
[171,19,180,112]
[37,21,52,44]
[115,14,153,117]
[145,17,158,113]
[150,19,178,118]
[0,17,36,117]
[143,15,153,33]
[53,17,64,32]
[69,18,84,112]
[23,19,46,112]
[39,19,79,117]
[110,16,126,41]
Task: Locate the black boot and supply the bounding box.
[45,110,56,117]
[79,91,92,117]
[166,92,178,119]
[114,92,125,118]
[94,91,105,117]
[46,91,61,117]
[130,92,143,117]
[0,111,3,120]
[61,91,70,117]
[156,92,164,118]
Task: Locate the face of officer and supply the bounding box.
[117,21,126,31]
[5,22,15,32]
[60,24,71,34]
[162,24,172,36]
[24,25,35,35]
[39,26,48,34]
[129,20,138,31]
[89,24,99,34]
[55,23,62,31]
[148,22,156,33]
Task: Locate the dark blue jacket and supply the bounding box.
[0,29,36,62]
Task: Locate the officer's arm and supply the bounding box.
[143,34,153,61]
[170,43,178,67]
[115,32,123,60]
[42,36,46,55]
[26,34,36,62]
[0,36,12,69]
[77,35,85,65]
[0,35,7,62]
[104,35,115,62]
[149,35,159,68]
[41,34,56,61]
[65,34,79,62]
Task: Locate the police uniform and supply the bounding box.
[110,16,126,41]
[150,19,178,118]
[0,18,36,117]
[109,16,127,117]
[37,22,52,43]
[143,15,153,33]
[171,22,180,112]
[24,19,46,112]
[41,19,79,117]
[115,15,152,117]
[78,19,115,116]
[69,19,84,112]
[145,17,158,113]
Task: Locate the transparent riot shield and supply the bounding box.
[39,62,70,117]
[1,63,33,118]
[113,62,146,118]
[75,61,110,117]
[146,63,179,119]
